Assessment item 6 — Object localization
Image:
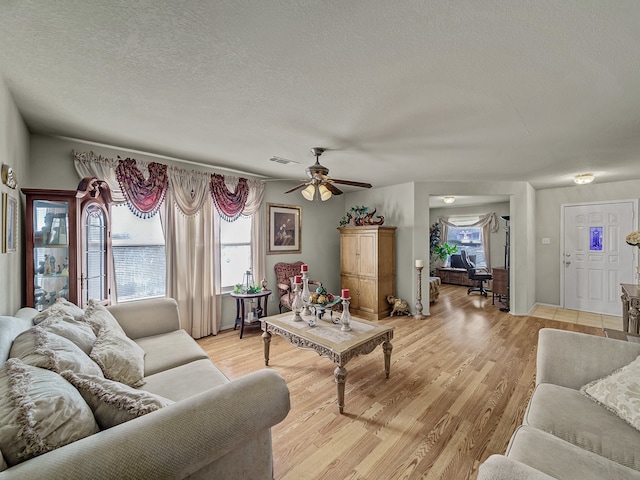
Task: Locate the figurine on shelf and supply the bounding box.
[37,260,45,274]
[61,257,69,276]
[49,255,56,274]
[43,254,52,275]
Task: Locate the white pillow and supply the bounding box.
[61,370,173,429]
[0,359,98,467]
[33,298,84,324]
[36,312,96,354]
[581,354,640,431]
[83,300,126,336]
[10,326,104,377]
[90,327,146,388]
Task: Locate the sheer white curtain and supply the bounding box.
[437,213,499,268]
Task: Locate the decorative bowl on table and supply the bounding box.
[306,286,342,323]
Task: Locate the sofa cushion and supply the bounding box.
[0,315,34,366]
[36,312,96,354]
[134,329,209,376]
[141,358,229,401]
[525,383,640,470]
[61,370,174,429]
[83,300,127,336]
[581,354,640,431]
[90,326,146,388]
[506,425,640,480]
[0,359,98,467]
[9,326,104,377]
[33,298,85,324]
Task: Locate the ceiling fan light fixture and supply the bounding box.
[443,196,456,204]
[573,173,595,185]
[318,184,332,201]
[301,184,316,201]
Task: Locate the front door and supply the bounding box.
[563,201,636,315]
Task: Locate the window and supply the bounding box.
[220,215,252,292]
[446,216,487,267]
[111,205,166,302]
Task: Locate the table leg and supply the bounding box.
[240,300,246,339]
[233,298,241,331]
[262,331,271,366]
[383,341,393,378]
[334,366,347,414]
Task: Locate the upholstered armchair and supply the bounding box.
[274,261,323,313]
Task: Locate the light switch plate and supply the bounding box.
[542,237,551,244]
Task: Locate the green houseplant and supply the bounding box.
[433,243,458,262]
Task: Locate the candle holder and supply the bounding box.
[340,296,352,331]
[291,282,303,322]
[301,270,312,316]
[415,266,424,319]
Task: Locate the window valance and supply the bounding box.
[73,150,265,219]
[116,157,169,218]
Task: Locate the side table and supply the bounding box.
[231,290,271,339]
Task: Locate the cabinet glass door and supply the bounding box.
[82,203,108,305]
[32,199,71,311]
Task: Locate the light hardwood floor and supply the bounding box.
[197,285,605,480]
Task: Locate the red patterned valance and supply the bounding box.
[116,158,169,218]
[209,174,249,221]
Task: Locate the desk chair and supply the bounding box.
[461,250,492,297]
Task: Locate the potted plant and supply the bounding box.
[432,243,458,267]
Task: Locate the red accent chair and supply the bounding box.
[274,261,323,313]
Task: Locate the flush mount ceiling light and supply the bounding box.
[443,196,456,204]
[573,173,595,185]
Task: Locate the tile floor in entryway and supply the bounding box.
[530,305,623,330]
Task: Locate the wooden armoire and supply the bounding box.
[338,226,396,320]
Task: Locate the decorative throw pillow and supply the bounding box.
[36,311,96,354]
[10,326,104,377]
[581,354,640,431]
[82,299,126,336]
[0,359,99,467]
[33,298,85,324]
[90,327,146,388]
[61,370,173,429]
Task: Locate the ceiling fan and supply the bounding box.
[284,147,373,201]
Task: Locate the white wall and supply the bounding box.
[536,179,640,306]
[0,79,29,315]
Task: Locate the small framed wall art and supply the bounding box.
[2,193,17,253]
[267,203,302,254]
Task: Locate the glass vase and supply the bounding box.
[291,282,303,322]
[340,296,352,332]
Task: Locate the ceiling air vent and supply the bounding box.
[269,156,298,165]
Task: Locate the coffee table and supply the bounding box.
[261,311,394,414]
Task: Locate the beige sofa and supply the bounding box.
[0,297,290,479]
[478,328,640,479]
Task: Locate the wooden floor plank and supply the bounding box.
[198,284,601,479]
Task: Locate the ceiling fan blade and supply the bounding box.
[324,182,343,195]
[330,178,373,189]
[284,183,308,194]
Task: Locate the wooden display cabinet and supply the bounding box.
[22,178,112,310]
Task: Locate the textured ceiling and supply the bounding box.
[1,1,639,190]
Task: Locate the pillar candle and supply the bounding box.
[341,288,350,298]
[294,275,302,284]
[301,264,308,272]
[415,259,424,268]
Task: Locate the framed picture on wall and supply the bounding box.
[2,193,17,253]
[267,203,302,254]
